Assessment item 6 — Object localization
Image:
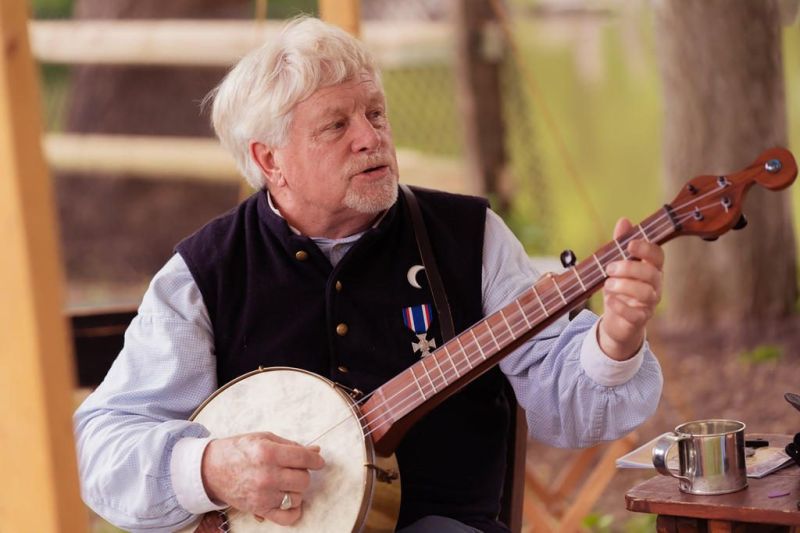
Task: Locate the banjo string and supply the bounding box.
[209,195,721,524]
[307,204,704,445]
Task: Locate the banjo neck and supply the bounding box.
[362,147,796,457]
[363,210,674,456]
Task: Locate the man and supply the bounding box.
[74,16,664,533]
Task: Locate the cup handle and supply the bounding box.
[652,432,691,484]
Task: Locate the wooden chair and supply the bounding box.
[500,392,528,532]
[521,432,639,533]
[68,305,137,388]
[518,256,637,532]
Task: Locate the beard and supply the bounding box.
[344,174,398,214]
[343,154,399,214]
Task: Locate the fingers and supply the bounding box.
[275,467,312,492]
[626,239,665,270]
[280,491,304,510]
[604,293,653,327]
[270,441,325,470]
[262,506,303,527]
[613,217,633,240]
[604,276,659,307]
[611,216,665,269]
[599,218,665,360]
[201,432,325,522]
[254,432,325,470]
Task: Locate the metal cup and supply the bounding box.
[652,419,748,495]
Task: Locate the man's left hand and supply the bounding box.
[598,217,664,360]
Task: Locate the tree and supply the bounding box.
[654,0,797,329]
[453,0,510,213]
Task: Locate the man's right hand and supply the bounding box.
[200,432,326,526]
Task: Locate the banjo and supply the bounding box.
[180,148,796,532]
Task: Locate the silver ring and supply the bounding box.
[279,492,293,511]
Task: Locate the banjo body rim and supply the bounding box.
[183,366,401,533]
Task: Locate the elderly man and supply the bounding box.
[75,16,664,533]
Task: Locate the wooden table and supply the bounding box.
[625,434,800,532]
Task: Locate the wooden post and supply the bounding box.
[319,0,360,36]
[453,0,509,212]
[0,2,87,532]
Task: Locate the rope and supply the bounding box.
[487,0,607,243]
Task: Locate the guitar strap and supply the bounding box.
[399,184,456,342]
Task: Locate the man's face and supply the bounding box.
[271,74,399,218]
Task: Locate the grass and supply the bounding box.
[582,511,657,533]
[740,344,783,364]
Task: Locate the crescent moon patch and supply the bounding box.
[407,265,425,289]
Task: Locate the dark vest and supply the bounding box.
[176,187,511,532]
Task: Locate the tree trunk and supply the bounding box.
[58,0,248,285]
[453,0,510,213]
[654,0,797,329]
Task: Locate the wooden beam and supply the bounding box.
[0,2,87,532]
[43,133,475,194]
[319,0,361,36]
[29,20,450,67]
[44,133,240,182]
[31,20,282,67]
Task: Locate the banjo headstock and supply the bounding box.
[665,147,797,241]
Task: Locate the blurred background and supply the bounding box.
[24,0,800,530]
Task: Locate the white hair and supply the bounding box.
[208,16,382,189]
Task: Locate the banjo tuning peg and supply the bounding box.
[560,249,577,268]
[733,214,748,230]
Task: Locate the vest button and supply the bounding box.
[295,250,309,261]
[335,280,343,292]
[336,323,348,336]
[337,365,349,373]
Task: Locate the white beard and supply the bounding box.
[343,174,398,214]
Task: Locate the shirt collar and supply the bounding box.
[266,190,389,240]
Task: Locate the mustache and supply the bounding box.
[346,153,392,176]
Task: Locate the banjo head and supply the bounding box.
[187,367,399,533]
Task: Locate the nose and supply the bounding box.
[350,114,381,153]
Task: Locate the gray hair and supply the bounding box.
[208,16,382,189]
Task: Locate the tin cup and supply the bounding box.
[652,419,747,495]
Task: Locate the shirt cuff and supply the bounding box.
[579,320,645,386]
[170,437,228,514]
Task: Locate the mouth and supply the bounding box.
[355,164,391,179]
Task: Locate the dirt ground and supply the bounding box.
[526,314,800,531]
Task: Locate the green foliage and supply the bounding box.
[581,511,658,533]
[582,512,615,532]
[622,513,658,533]
[383,66,462,157]
[740,344,783,364]
[31,0,72,19]
[40,65,70,130]
[261,0,318,18]
[505,203,550,252]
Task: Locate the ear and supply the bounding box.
[250,141,285,188]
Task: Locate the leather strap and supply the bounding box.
[399,184,455,342]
